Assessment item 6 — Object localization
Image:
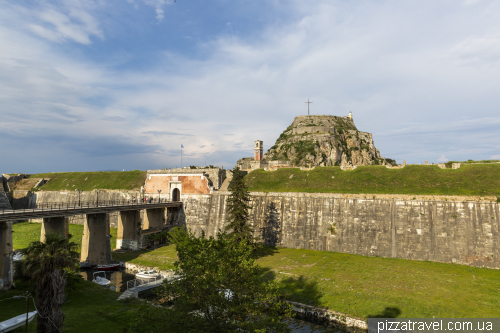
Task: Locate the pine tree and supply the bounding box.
[224,168,253,243]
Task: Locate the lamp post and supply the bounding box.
[157,189,162,203]
[75,189,83,207]
[13,291,31,333]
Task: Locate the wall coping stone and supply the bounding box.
[207,191,497,203]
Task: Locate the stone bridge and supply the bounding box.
[0,199,183,290]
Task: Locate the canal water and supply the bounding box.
[80,267,136,292]
[79,268,351,332]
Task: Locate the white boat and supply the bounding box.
[135,270,160,279]
[13,253,24,261]
[0,311,37,332]
[92,271,111,287]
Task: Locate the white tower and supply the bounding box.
[348,111,352,120]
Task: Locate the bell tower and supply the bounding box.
[254,140,263,161]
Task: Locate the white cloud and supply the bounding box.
[448,33,500,67]
[438,155,449,163]
[2,0,500,172]
[142,0,174,22]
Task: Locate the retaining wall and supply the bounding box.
[182,192,500,269]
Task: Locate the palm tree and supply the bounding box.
[22,233,79,333]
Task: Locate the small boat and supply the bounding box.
[0,311,37,332]
[13,252,24,261]
[92,271,111,287]
[135,270,160,279]
[96,263,120,271]
[79,261,92,269]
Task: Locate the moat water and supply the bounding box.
[79,268,350,332]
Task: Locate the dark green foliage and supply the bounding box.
[385,158,397,166]
[22,233,80,333]
[497,197,500,203]
[130,228,293,333]
[291,140,317,165]
[361,144,370,151]
[225,168,254,243]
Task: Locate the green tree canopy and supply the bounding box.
[130,227,293,333]
[22,233,79,333]
[225,168,254,244]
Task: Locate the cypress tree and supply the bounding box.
[225,168,253,243]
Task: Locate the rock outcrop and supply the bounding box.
[264,115,394,167]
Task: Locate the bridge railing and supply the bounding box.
[0,198,181,214]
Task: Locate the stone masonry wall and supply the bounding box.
[182,192,500,269]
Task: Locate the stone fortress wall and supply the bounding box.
[4,169,500,270]
[182,192,500,269]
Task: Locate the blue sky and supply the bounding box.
[1,0,500,173]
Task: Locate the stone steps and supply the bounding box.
[117,290,134,300]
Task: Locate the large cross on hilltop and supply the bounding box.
[305,98,313,115]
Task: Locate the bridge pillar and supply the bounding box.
[143,208,165,230]
[166,206,185,227]
[117,210,141,250]
[0,222,13,290]
[81,213,111,265]
[40,217,69,242]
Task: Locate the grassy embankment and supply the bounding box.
[0,278,147,333]
[64,242,500,319]
[12,222,175,269]
[245,164,500,197]
[29,170,147,191]
[8,222,500,323]
[12,222,118,251]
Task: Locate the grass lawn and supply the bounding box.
[103,244,500,319]
[12,222,118,251]
[112,246,178,270]
[29,170,146,191]
[245,164,500,197]
[0,279,147,333]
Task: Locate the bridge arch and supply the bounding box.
[172,188,180,201]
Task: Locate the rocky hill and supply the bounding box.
[264,115,394,167]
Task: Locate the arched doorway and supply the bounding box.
[172,188,180,201]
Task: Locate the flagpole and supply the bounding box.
[181,145,183,168]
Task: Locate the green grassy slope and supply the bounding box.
[245,164,500,196]
[255,247,500,319]
[82,244,500,318]
[112,246,178,270]
[12,222,118,251]
[29,170,146,191]
[0,279,147,333]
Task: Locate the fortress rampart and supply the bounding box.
[182,192,500,269]
[15,189,500,269]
